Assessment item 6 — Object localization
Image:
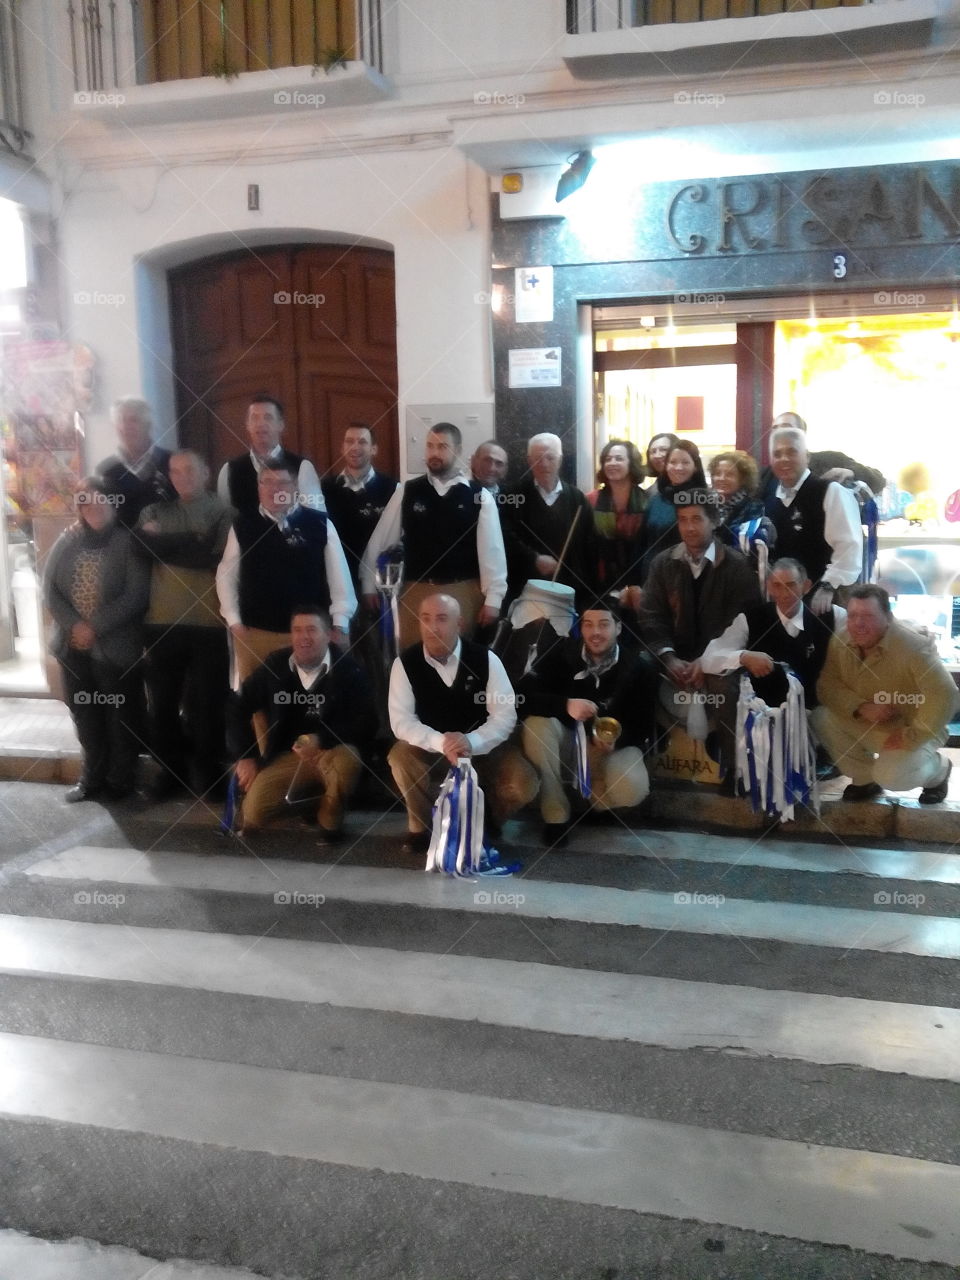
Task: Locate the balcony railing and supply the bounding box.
[567,0,871,26]
[67,0,383,93]
[0,0,30,154]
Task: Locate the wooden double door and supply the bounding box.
[170,245,399,480]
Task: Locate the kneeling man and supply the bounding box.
[521,599,656,847]
[388,593,537,855]
[813,585,958,804]
[227,606,376,841]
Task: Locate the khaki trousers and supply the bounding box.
[388,739,538,834]
[233,627,290,753]
[522,715,650,824]
[241,744,362,831]
[397,580,484,650]
[811,705,948,791]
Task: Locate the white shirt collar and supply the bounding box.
[777,605,804,635]
[536,479,563,504]
[339,466,374,492]
[427,472,469,496]
[290,650,331,687]
[424,638,461,673]
[682,540,717,576]
[250,444,284,470]
[259,501,300,526]
[776,467,811,504]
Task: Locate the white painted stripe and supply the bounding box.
[25,846,960,960]
[0,1228,263,1279]
[597,825,960,885]
[1,1032,958,1265]
[2,914,958,1081]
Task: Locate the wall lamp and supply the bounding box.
[555,150,596,202]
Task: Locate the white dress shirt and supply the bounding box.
[292,650,331,689]
[535,479,563,508]
[775,469,862,589]
[216,503,357,632]
[680,539,717,581]
[360,473,507,608]
[217,446,325,513]
[388,641,516,756]
[700,604,847,675]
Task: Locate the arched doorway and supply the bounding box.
[169,244,399,479]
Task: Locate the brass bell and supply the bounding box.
[593,716,622,746]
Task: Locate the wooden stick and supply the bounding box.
[552,505,582,582]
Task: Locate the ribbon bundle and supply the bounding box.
[734,516,771,592]
[574,722,591,797]
[735,668,818,823]
[425,759,520,877]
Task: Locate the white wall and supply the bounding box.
[57,145,494,470]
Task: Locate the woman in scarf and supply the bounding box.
[44,475,151,802]
[709,450,776,583]
[587,439,648,614]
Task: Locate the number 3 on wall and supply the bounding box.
[832,253,847,280]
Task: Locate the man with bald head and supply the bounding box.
[388,592,537,855]
[470,440,509,496]
[502,431,597,605]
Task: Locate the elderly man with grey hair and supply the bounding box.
[762,425,863,615]
[502,431,597,606]
[97,396,174,527]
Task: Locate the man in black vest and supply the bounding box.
[96,396,174,527]
[501,432,597,607]
[321,423,398,592]
[700,556,845,708]
[216,462,355,687]
[764,426,862,615]
[758,412,885,500]
[227,606,376,842]
[388,593,537,855]
[361,423,507,649]
[217,394,325,516]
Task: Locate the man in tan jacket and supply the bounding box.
[814,585,958,804]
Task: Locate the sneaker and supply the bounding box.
[841,781,884,802]
[919,758,952,806]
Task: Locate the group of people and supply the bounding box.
[43,394,957,857]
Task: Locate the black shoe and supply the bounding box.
[65,782,102,804]
[145,772,181,802]
[316,826,346,846]
[400,831,431,856]
[919,758,952,806]
[541,822,570,849]
[104,784,138,804]
[842,781,884,802]
[716,772,738,797]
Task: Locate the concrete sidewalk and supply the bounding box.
[1,695,958,846]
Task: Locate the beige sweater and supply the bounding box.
[816,618,959,750]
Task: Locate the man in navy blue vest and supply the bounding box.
[700,557,845,710]
[360,423,507,650]
[217,394,325,516]
[388,593,537,855]
[321,423,397,593]
[764,426,862,615]
[227,606,376,842]
[216,462,355,688]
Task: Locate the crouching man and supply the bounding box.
[227,606,376,842]
[520,599,656,848]
[813,585,958,804]
[388,593,537,856]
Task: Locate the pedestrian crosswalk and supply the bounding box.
[0,824,958,1277]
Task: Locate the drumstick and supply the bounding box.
[552,506,582,582]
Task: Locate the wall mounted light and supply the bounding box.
[555,150,595,203]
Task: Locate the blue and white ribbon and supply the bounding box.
[219,773,243,835]
[574,722,591,797]
[425,758,520,878]
[735,668,818,823]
